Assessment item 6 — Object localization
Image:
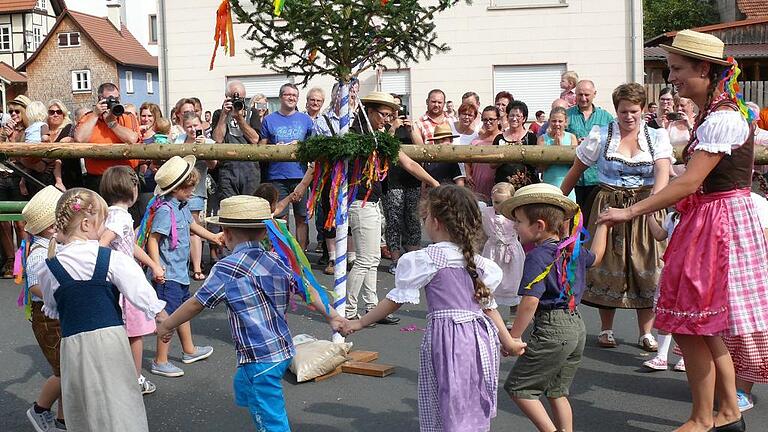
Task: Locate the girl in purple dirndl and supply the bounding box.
[342,185,525,431]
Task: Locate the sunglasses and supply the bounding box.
[8,109,21,115]
[481,117,498,123]
[48,109,64,115]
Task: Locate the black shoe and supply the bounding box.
[376,314,401,325]
[317,255,329,266]
[715,417,745,432]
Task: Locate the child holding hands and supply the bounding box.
[501,184,607,432]
[157,195,344,431]
[146,156,224,377]
[342,184,526,432]
[39,188,168,432]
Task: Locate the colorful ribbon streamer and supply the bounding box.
[523,210,590,311]
[136,196,178,250]
[265,219,336,314]
[14,238,31,320]
[273,0,285,16]
[210,0,235,70]
[718,57,755,123]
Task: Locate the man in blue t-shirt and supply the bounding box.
[259,83,314,249]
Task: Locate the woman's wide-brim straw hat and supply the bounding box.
[660,29,730,66]
[154,155,196,196]
[499,183,579,220]
[206,196,272,228]
[23,185,63,235]
[360,91,400,111]
[428,123,459,142]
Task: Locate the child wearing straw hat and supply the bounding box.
[145,155,224,378]
[157,195,345,431]
[21,185,66,432]
[500,183,608,432]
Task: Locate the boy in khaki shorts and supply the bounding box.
[499,184,608,432]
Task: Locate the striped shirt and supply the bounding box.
[195,241,298,364]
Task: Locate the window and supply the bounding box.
[491,0,566,8]
[380,69,410,115]
[125,71,134,93]
[148,15,158,44]
[58,32,80,47]
[0,25,10,52]
[36,0,46,10]
[33,26,42,49]
[493,64,566,119]
[71,70,91,92]
[147,72,154,94]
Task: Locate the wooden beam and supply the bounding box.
[341,361,395,377]
[1,142,767,164]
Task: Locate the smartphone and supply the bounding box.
[666,112,682,121]
[195,129,203,137]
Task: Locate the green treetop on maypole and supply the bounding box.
[229,0,470,84]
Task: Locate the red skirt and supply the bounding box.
[655,188,768,336]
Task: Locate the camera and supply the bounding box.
[232,92,245,111]
[195,129,203,138]
[398,104,409,119]
[105,96,124,116]
[666,112,683,121]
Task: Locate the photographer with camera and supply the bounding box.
[74,82,140,192]
[211,80,261,200]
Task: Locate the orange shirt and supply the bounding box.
[759,107,768,130]
[78,112,140,175]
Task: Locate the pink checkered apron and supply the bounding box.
[655,189,768,337]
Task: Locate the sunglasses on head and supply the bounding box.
[48,109,63,115]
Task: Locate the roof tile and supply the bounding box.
[738,0,768,19]
[68,10,157,68]
[0,0,38,14]
[0,62,27,83]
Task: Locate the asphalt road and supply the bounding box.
[1,253,765,432]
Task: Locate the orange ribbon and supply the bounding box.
[210,0,235,70]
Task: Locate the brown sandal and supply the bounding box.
[192,271,206,281]
[597,330,618,348]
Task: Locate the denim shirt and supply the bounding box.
[150,196,193,285]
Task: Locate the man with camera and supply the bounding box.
[74,82,140,192]
[211,80,261,199]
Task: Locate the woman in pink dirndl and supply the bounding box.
[599,29,768,432]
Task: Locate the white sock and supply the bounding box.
[656,333,673,362]
[138,374,146,385]
[328,251,335,261]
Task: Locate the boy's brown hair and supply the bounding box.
[518,203,566,236]
[100,166,139,205]
[174,166,200,191]
[254,183,280,207]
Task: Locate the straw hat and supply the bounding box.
[206,195,272,228]
[360,91,400,111]
[10,95,31,108]
[660,29,730,66]
[499,183,579,220]
[154,155,196,195]
[428,123,459,142]
[23,185,63,235]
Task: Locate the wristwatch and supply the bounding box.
[107,120,118,129]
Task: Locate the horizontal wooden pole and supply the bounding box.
[1,143,767,165]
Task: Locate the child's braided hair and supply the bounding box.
[753,171,768,199]
[48,188,108,258]
[421,185,492,305]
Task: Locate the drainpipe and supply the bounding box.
[159,0,170,114]
[629,0,638,82]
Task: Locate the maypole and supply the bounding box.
[332,81,351,342]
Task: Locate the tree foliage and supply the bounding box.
[229,0,469,84]
[643,0,720,41]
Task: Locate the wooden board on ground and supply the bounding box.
[341,361,395,377]
[347,350,379,363]
[312,365,343,382]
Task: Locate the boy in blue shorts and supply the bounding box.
[157,195,344,431]
[148,155,224,377]
[500,184,608,432]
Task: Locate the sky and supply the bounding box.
[64,0,109,15]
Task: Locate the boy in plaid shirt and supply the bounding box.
[157,196,344,431]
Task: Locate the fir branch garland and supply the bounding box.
[297,132,401,164]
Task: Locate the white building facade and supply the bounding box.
[160,0,644,118]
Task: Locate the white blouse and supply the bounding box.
[693,110,749,155]
[386,242,502,309]
[41,240,166,320]
[576,121,675,167]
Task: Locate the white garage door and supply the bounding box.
[494,64,566,119]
